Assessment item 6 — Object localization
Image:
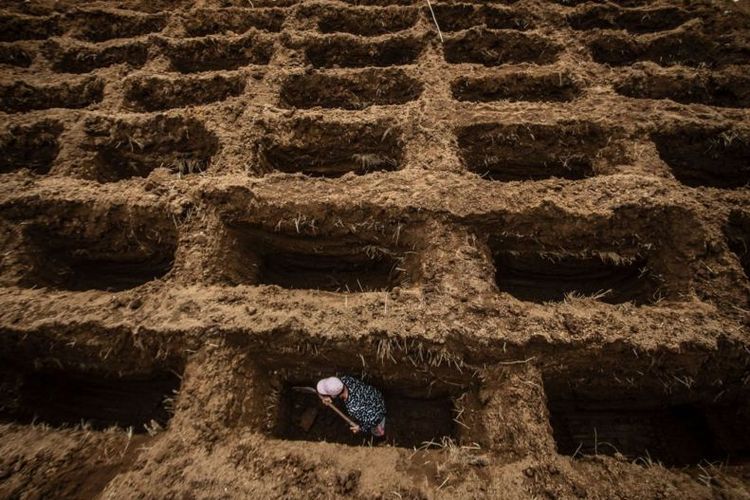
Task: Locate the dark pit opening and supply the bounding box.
[444,29,560,66]
[21,214,177,291]
[615,70,750,109]
[452,72,581,103]
[726,212,750,279]
[48,41,149,74]
[493,250,658,304]
[258,119,402,177]
[225,225,409,292]
[457,122,607,181]
[316,6,418,36]
[124,73,246,112]
[568,6,690,34]
[0,367,181,433]
[305,35,422,68]
[0,120,62,174]
[432,4,533,32]
[82,115,219,182]
[0,43,33,67]
[545,376,750,466]
[0,77,104,113]
[279,68,422,110]
[652,126,750,189]
[0,14,61,42]
[182,8,285,36]
[163,33,273,73]
[70,10,167,42]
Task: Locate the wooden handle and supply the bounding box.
[325,401,357,427]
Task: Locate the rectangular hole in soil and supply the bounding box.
[615,70,750,109]
[314,6,418,36]
[444,29,560,66]
[20,214,177,292]
[0,76,104,113]
[162,33,273,73]
[279,68,422,110]
[0,119,62,174]
[0,368,181,433]
[493,250,658,305]
[124,73,246,112]
[225,225,410,292]
[652,125,750,189]
[82,114,219,182]
[452,72,581,103]
[726,211,750,279]
[182,8,286,36]
[545,377,750,466]
[258,119,402,177]
[432,4,533,32]
[0,13,61,42]
[304,35,423,68]
[457,122,607,181]
[69,10,167,42]
[0,43,33,67]
[568,6,690,34]
[47,40,149,74]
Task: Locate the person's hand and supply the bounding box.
[319,395,333,406]
[350,424,361,434]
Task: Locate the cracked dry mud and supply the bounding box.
[0,0,749,498]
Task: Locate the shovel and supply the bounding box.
[292,386,357,428]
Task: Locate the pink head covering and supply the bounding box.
[316,377,344,397]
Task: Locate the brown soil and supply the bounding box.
[0,0,749,498]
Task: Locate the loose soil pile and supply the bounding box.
[0,0,749,497]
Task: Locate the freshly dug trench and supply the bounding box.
[161,32,274,73]
[314,6,418,36]
[457,122,607,181]
[304,35,423,68]
[0,368,181,433]
[726,212,750,279]
[614,69,750,108]
[452,72,581,103]
[0,14,61,41]
[431,4,534,32]
[0,43,33,67]
[68,10,167,42]
[493,251,658,304]
[545,375,750,466]
[0,120,63,174]
[46,40,149,74]
[258,119,402,177]
[279,68,422,109]
[182,8,285,36]
[652,125,750,189]
[444,28,560,66]
[222,225,409,292]
[124,73,246,111]
[0,77,104,113]
[81,114,219,182]
[568,6,690,34]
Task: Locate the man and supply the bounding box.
[316,375,386,437]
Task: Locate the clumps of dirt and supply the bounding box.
[615,66,750,109]
[431,4,535,32]
[0,367,181,432]
[589,30,748,68]
[279,68,422,110]
[124,73,246,111]
[452,71,581,103]
[567,5,691,34]
[0,120,63,174]
[651,124,750,189]
[725,211,750,279]
[444,28,561,66]
[0,43,33,67]
[307,5,418,36]
[0,76,104,113]
[214,224,415,291]
[543,367,750,466]
[80,114,219,182]
[456,121,609,181]
[67,9,168,42]
[0,13,62,42]
[257,117,403,177]
[13,206,178,291]
[45,39,149,74]
[181,7,286,36]
[304,34,423,68]
[160,32,274,73]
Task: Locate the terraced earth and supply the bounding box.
[0,0,749,497]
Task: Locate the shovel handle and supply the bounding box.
[324,400,357,428]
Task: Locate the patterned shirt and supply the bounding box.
[340,376,386,433]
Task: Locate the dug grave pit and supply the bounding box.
[726,211,750,279]
[312,5,418,36]
[123,73,246,112]
[46,40,149,74]
[452,72,581,103]
[567,5,691,34]
[0,13,62,42]
[0,119,63,174]
[0,366,181,433]
[304,35,423,68]
[430,4,534,32]
[181,8,286,36]
[444,29,560,66]
[0,77,104,113]
[161,32,274,73]
[68,10,168,42]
